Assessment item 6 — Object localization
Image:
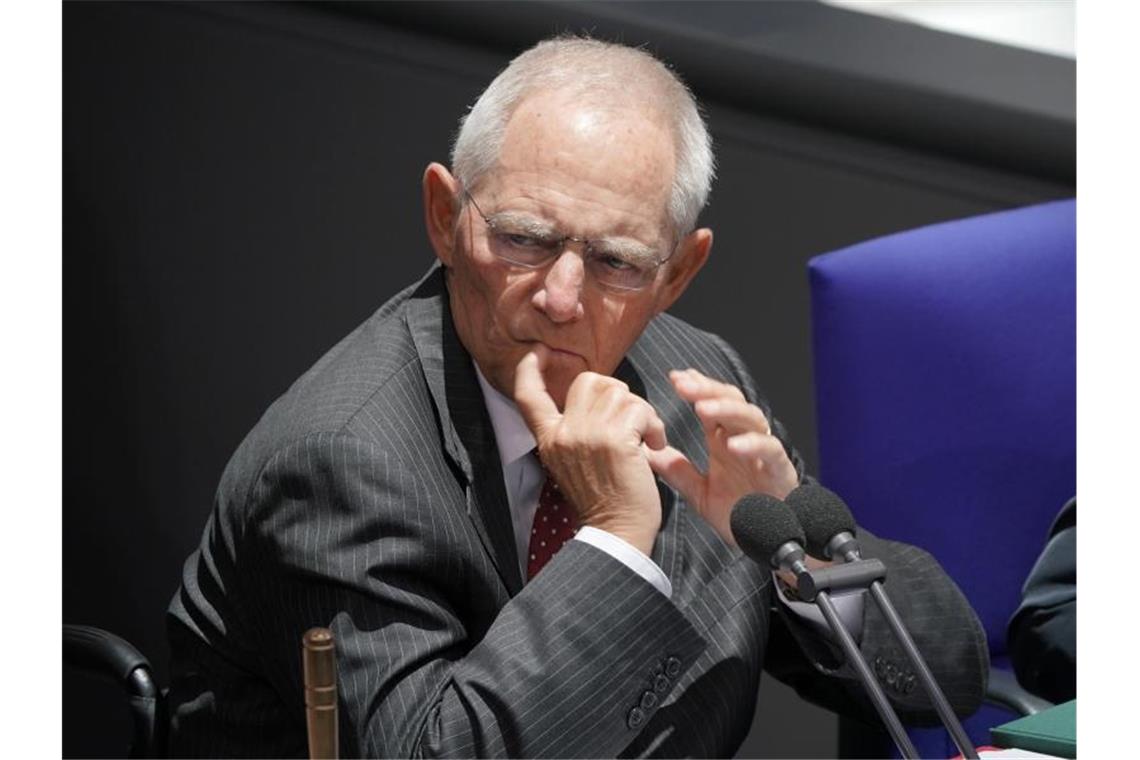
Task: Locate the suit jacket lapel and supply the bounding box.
[407,266,524,595]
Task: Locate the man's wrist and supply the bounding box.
[574,526,672,597]
[583,520,656,556]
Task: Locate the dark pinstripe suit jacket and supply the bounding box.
[167,265,987,758]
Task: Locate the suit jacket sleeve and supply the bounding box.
[763,530,990,726]
[231,431,708,758]
[707,333,989,726]
[1007,497,1076,704]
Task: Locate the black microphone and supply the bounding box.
[785,484,979,760]
[729,494,919,760]
[785,483,860,561]
[729,492,810,578]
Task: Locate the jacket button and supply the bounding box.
[640,690,659,710]
[627,706,646,729]
[665,656,682,677]
[653,674,670,694]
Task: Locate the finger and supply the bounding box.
[694,398,771,436]
[723,432,784,481]
[725,433,799,500]
[564,371,615,418]
[725,431,784,460]
[588,377,633,419]
[616,396,668,451]
[668,368,746,402]
[699,415,732,456]
[646,445,705,507]
[643,408,668,451]
[513,348,561,437]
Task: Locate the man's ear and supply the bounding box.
[655,228,713,313]
[422,162,462,267]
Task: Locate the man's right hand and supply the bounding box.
[513,346,667,556]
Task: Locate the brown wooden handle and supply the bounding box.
[303,627,338,760]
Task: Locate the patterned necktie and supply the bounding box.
[526,465,580,580]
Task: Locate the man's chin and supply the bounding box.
[544,378,573,412]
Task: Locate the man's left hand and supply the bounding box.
[646,368,798,546]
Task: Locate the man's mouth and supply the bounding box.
[534,342,584,361]
[517,337,581,358]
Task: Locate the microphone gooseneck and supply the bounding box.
[730,492,919,760]
[785,484,979,760]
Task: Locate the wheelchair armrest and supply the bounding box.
[64,624,165,758]
[64,624,158,700]
[986,667,1054,716]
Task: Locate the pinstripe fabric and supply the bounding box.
[166,265,987,758]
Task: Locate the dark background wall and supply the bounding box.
[63,2,1074,757]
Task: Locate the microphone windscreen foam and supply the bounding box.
[784,484,856,557]
[729,493,805,566]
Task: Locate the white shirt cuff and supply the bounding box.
[574,526,673,598]
[772,571,866,642]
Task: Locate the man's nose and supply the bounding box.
[533,250,586,323]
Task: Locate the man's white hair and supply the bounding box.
[450,36,716,236]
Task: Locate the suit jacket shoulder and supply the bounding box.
[219,271,432,482]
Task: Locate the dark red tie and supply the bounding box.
[526,469,580,580]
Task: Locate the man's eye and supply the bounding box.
[502,233,546,249]
[597,254,636,271]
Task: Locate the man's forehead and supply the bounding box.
[503,90,672,152]
[487,92,676,229]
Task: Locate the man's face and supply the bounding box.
[432,91,705,408]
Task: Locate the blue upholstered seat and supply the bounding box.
[808,199,1075,756]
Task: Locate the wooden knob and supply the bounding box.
[302,627,338,759]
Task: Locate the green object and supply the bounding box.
[990,699,1076,758]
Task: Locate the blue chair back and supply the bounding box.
[808,199,1075,752]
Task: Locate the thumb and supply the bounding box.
[646,445,705,510]
[513,347,561,439]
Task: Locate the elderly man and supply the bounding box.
[167,37,986,757]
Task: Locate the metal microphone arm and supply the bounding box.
[775,543,920,760]
[827,534,979,760]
